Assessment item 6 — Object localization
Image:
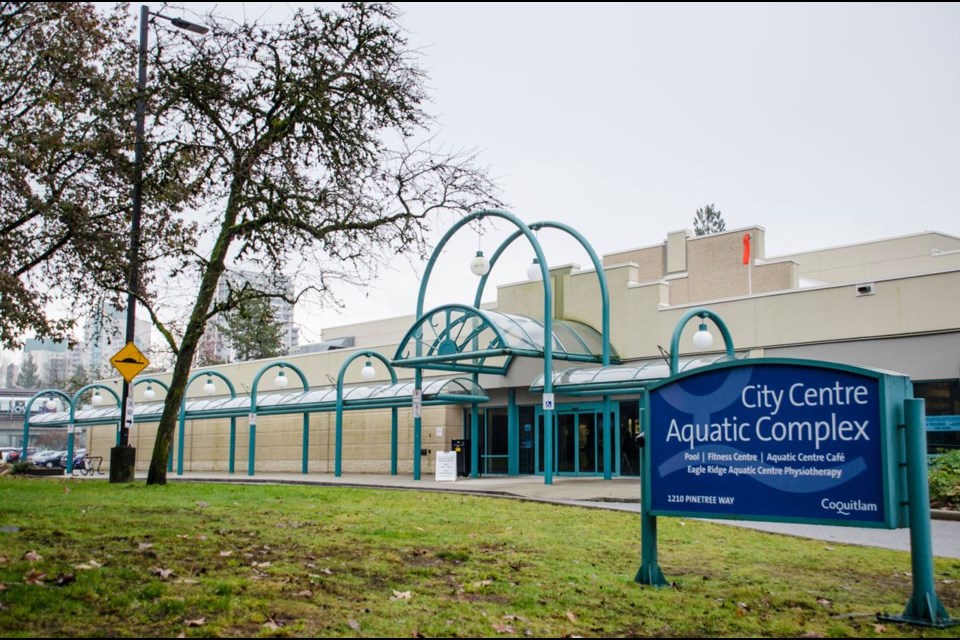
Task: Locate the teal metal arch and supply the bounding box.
[473,220,617,478]
[668,307,736,375]
[411,209,558,483]
[20,389,73,462]
[473,220,612,365]
[177,371,237,476]
[336,351,398,477]
[69,384,122,473]
[249,361,310,476]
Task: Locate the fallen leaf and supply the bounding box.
[219,550,233,557]
[824,546,835,551]
[63,485,70,494]
[24,569,46,585]
[493,623,515,633]
[816,598,831,607]
[74,559,102,570]
[0,556,7,564]
[196,534,207,541]
[737,602,749,610]
[0,583,6,591]
[565,610,577,622]
[149,567,174,579]
[474,579,494,587]
[175,578,199,585]
[321,568,333,575]
[296,590,313,597]
[943,579,956,584]
[347,619,361,631]
[196,501,209,508]
[391,590,412,600]
[22,551,42,562]
[185,617,205,627]
[874,623,887,633]
[262,617,284,631]
[503,614,529,622]
[138,543,154,551]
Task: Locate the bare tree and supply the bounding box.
[133,3,501,483]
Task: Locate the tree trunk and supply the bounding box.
[146,208,238,484]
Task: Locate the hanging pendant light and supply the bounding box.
[274,368,289,387]
[469,250,490,276]
[360,360,376,380]
[143,385,156,400]
[526,257,542,281]
[692,322,714,349]
[203,377,217,395]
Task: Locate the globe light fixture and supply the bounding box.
[203,377,217,395]
[360,360,376,380]
[45,399,58,412]
[92,390,103,406]
[274,368,289,387]
[692,322,714,350]
[526,257,542,281]
[469,250,490,276]
[143,385,156,400]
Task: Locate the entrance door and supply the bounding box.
[535,403,616,476]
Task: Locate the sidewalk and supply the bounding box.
[159,470,642,504]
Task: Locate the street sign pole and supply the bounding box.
[109,342,150,483]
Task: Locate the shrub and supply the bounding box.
[928,449,960,510]
[9,461,35,475]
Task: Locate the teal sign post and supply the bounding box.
[637,308,955,628]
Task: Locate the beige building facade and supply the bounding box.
[76,226,960,477]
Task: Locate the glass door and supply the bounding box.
[535,403,617,476]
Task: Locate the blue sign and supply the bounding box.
[926,415,960,432]
[647,360,902,527]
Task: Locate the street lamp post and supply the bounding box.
[111,5,207,483]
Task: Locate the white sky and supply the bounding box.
[134,3,960,345]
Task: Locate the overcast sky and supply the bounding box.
[147,3,960,344]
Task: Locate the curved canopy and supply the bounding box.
[529,353,744,396]
[26,376,488,428]
[393,303,616,374]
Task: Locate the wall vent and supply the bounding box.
[855,283,875,297]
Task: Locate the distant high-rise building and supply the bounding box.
[23,338,77,387]
[198,269,298,364]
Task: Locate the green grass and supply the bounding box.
[0,477,957,637]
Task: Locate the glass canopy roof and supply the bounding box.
[529,353,744,394]
[27,377,488,428]
[393,303,616,374]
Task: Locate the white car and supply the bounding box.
[1,447,22,463]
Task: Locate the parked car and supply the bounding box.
[1,447,21,463]
[58,449,87,469]
[29,450,66,468]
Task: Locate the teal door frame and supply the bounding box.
[534,401,619,476]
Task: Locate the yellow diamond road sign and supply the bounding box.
[110,342,150,383]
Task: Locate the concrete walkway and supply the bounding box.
[154,470,960,559]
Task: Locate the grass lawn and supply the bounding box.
[0,477,957,637]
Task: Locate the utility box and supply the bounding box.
[451,439,470,477]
